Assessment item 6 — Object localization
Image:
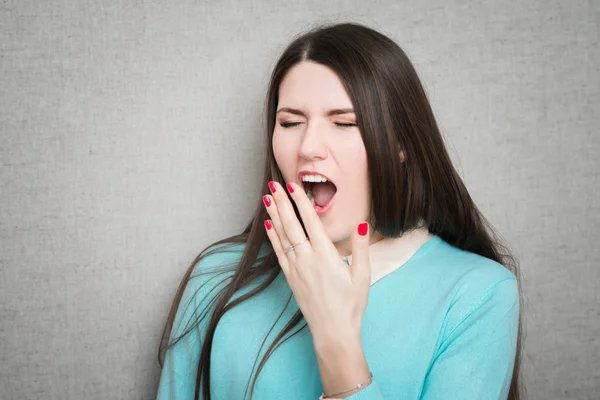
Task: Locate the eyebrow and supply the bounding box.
[275,107,355,117]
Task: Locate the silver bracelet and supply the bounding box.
[321,372,373,398]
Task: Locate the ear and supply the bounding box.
[399,150,407,163]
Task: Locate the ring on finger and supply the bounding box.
[284,237,309,254]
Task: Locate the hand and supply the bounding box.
[262,180,372,344]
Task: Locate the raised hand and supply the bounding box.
[262,180,372,344]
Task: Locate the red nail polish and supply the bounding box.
[269,181,276,193]
[286,183,294,193]
[358,222,368,236]
[264,220,272,230]
[263,195,271,207]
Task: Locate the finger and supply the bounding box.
[285,181,332,253]
[263,191,304,271]
[263,219,290,276]
[263,192,293,253]
[269,181,312,258]
[350,222,371,285]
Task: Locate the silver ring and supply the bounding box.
[284,237,309,253]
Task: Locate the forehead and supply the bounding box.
[278,61,353,109]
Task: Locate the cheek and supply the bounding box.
[343,143,369,183]
[343,144,371,203]
[272,131,297,179]
[353,157,371,199]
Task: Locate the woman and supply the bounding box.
[157,22,523,400]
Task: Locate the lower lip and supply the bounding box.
[314,194,336,216]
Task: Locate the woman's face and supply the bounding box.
[272,61,381,256]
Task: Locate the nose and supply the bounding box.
[298,120,328,161]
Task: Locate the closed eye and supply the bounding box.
[335,123,357,127]
[279,122,302,128]
[278,122,357,128]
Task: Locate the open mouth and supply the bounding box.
[301,174,337,215]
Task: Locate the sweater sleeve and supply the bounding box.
[338,277,519,400]
[156,249,237,400]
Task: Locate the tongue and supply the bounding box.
[313,182,336,208]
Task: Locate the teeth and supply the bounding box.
[301,174,328,183]
[301,174,328,207]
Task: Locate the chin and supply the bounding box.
[322,223,352,245]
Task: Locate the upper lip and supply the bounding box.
[297,170,337,188]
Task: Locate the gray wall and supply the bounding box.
[1,0,598,399]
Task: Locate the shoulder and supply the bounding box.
[185,242,248,299]
[184,240,271,305]
[190,241,271,273]
[171,241,259,337]
[427,237,518,294]
[190,242,244,277]
[427,238,519,343]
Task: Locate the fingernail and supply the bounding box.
[358,222,368,236]
[264,220,272,230]
[269,181,277,193]
[262,195,271,207]
[286,183,294,193]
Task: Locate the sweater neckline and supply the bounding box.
[343,228,441,287]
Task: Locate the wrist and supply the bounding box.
[313,334,362,360]
[313,329,362,356]
[313,334,370,398]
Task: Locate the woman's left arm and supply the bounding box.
[313,333,374,399]
[261,180,375,398]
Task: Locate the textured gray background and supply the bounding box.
[1,0,598,399]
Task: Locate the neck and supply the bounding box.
[334,230,385,257]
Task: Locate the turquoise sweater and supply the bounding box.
[157,235,519,399]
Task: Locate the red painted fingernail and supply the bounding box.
[264,220,272,230]
[358,222,368,236]
[262,195,271,207]
[269,181,277,193]
[286,183,294,193]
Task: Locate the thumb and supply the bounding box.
[350,221,371,284]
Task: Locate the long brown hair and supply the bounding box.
[158,22,524,400]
